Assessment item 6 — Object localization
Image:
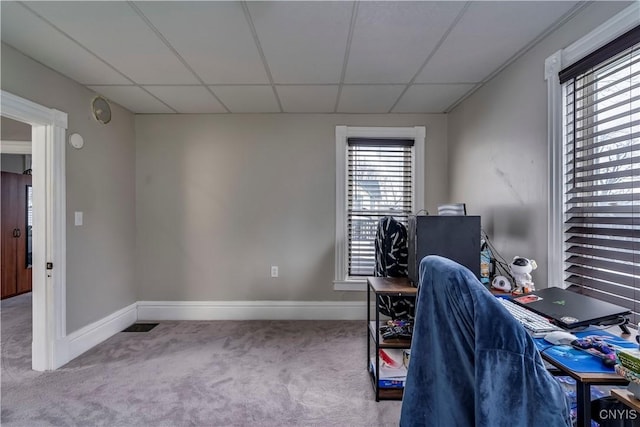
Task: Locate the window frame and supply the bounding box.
[334,125,425,291]
[545,4,639,288]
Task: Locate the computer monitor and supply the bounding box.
[407,215,481,285]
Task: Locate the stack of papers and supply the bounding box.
[371,349,408,388]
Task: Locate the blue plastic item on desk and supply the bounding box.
[535,330,636,373]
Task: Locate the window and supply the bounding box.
[334,126,425,290]
[554,25,639,322]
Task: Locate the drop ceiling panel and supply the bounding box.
[393,84,477,113]
[25,2,198,84]
[415,1,579,83]
[276,86,339,113]
[345,2,466,84]
[0,2,129,85]
[337,85,405,113]
[88,86,174,113]
[143,86,226,113]
[211,86,280,113]
[248,2,352,84]
[135,2,268,84]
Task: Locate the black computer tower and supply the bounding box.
[407,215,481,285]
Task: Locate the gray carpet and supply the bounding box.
[1,294,401,426]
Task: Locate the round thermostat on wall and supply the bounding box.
[69,133,84,149]
[91,95,112,125]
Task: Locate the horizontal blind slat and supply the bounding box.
[566,180,640,193]
[565,265,636,287]
[565,283,637,314]
[566,194,637,204]
[565,226,640,238]
[565,216,639,226]
[566,167,639,184]
[565,206,640,214]
[565,236,640,251]
[566,246,638,263]
[573,155,640,174]
[565,255,637,276]
[566,275,638,300]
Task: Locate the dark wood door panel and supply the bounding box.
[2,172,32,298]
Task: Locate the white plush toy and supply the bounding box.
[509,256,537,294]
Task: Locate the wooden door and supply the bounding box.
[1,172,33,298]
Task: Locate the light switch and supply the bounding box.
[74,211,83,226]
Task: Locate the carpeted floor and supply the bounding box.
[1,293,402,426]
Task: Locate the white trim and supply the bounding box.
[1,90,67,371]
[333,279,367,292]
[137,300,368,321]
[66,303,137,361]
[0,140,32,154]
[545,4,640,289]
[333,125,425,290]
[545,50,565,288]
[413,126,426,212]
[561,3,640,69]
[335,125,348,288]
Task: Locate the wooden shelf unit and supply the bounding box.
[366,276,417,401]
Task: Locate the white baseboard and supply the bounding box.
[62,300,365,366]
[137,300,367,321]
[66,302,138,361]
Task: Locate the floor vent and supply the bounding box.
[122,323,158,333]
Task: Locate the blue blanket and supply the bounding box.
[400,256,571,427]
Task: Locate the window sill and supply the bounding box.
[333,279,367,292]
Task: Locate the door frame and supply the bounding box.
[1,90,67,371]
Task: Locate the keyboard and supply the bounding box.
[498,298,563,337]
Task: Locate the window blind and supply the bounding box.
[347,138,414,276]
[562,35,640,323]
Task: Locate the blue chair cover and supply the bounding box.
[400,255,571,427]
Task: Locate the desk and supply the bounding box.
[611,388,640,412]
[539,328,640,427]
[542,351,629,427]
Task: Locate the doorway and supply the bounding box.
[1,90,68,371]
[1,118,33,299]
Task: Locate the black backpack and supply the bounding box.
[374,216,415,320]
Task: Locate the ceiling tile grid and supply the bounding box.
[414,1,580,83]
[211,85,280,113]
[276,85,340,113]
[393,84,478,113]
[88,86,174,114]
[338,85,406,113]
[247,1,353,84]
[1,1,582,114]
[24,1,198,84]
[134,1,269,84]
[0,2,130,85]
[344,1,467,84]
[143,86,227,114]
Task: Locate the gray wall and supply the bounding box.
[1,154,26,174]
[2,116,31,140]
[135,114,447,301]
[446,2,631,286]
[1,43,137,333]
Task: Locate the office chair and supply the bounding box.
[400,255,571,427]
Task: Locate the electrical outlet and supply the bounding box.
[271,266,278,278]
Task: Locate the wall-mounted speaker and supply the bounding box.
[91,96,111,125]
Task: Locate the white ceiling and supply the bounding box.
[1,1,582,114]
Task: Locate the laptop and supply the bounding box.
[511,287,630,330]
